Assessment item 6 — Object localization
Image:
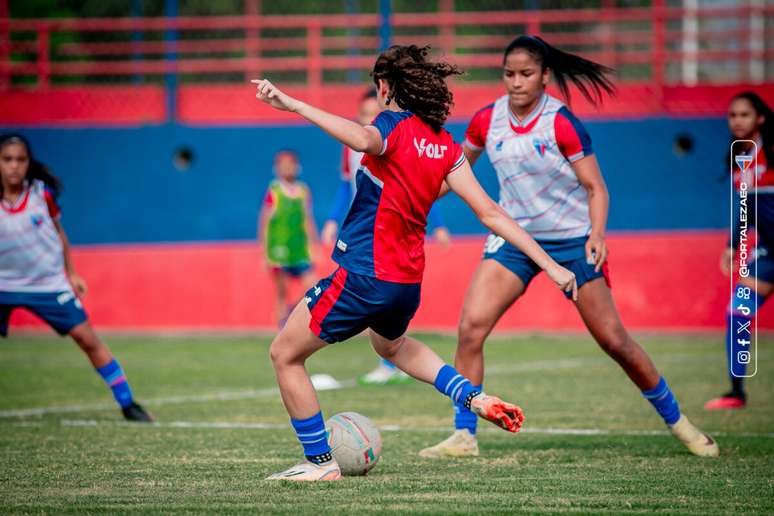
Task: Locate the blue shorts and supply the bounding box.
[482,234,610,298]
[0,290,88,337]
[272,262,312,278]
[306,267,421,344]
[751,240,774,283]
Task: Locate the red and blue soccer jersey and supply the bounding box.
[332,111,465,283]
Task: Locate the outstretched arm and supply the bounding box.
[446,160,577,300]
[439,145,483,199]
[253,79,383,155]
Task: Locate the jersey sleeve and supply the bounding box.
[445,141,467,177]
[554,106,593,163]
[463,104,494,151]
[370,110,411,157]
[43,186,61,219]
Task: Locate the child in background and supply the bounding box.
[258,150,319,326]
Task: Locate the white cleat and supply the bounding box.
[419,430,479,458]
[266,459,342,481]
[358,364,412,386]
[669,415,719,457]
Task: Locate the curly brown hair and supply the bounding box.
[371,45,462,132]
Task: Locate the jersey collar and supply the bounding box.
[1,181,31,214]
[508,94,548,134]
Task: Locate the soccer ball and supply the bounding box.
[326,412,382,476]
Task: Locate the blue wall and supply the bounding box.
[4,117,729,245]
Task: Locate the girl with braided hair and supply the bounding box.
[252,44,577,481]
[419,35,718,460]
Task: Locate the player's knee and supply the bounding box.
[269,337,294,368]
[596,325,630,357]
[374,335,405,360]
[70,323,100,351]
[458,314,489,351]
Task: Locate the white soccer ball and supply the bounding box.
[326,412,382,476]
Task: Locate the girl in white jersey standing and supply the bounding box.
[419,36,718,458]
[0,134,152,422]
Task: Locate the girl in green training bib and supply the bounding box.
[258,150,318,326]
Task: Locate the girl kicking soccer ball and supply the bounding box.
[0,134,151,422]
[253,44,577,481]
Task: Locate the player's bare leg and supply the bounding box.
[69,322,152,422]
[267,300,341,481]
[272,269,289,326]
[705,275,772,410]
[574,278,659,390]
[69,321,113,369]
[420,260,526,458]
[455,260,527,384]
[575,277,718,457]
[369,331,524,433]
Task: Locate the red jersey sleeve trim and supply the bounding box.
[464,103,494,151]
[43,187,61,219]
[555,106,593,163]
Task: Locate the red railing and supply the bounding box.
[1,5,772,93]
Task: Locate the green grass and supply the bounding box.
[1,333,773,514]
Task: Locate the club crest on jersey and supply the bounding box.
[495,141,503,152]
[31,214,44,227]
[533,139,548,157]
[413,138,447,159]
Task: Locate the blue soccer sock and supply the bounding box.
[642,377,681,425]
[434,365,480,409]
[381,358,397,370]
[454,383,482,435]
[96,359,134,408]
[291,411,332,464]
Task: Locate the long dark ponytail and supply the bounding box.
[504,35,615,106]
[371,45,462,132]
[730,92,774,167]
[0,134,61,199]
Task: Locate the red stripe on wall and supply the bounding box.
[0,86,166,126]
[8,231,774,334]
[4,84,774,126]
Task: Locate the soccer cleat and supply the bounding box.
[121,402,154,423]
[266,459,342,481]
[704,393,746,410]
[469,393,524,433]
[419,430,479,458]
[357,363,412,386]
[668,415,719,457]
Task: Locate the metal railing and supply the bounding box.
[1,4,771,92]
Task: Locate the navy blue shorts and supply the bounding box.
[305,267,421,344]
[482,234,610,298]
[0,290,88,337]
[750,240,774,283]
[272,262,312,278]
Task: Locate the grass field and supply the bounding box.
[1,332,773,514]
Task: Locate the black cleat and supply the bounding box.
[121,402,154,423]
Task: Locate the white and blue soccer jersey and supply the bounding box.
[465,94,594,240]
[0,179,71,293]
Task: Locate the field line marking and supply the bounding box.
[53,419,774,439]
[0,352,730,418]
